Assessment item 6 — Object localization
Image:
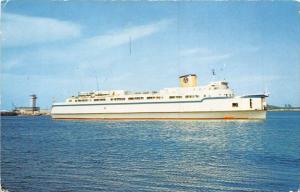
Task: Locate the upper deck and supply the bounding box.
[58,80,235,105]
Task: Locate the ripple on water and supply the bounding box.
[1,113,300,192]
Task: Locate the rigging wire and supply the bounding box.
[176,1,181,78]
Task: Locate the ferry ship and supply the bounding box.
[51,74,268,120]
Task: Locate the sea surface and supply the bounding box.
[1,112,300,192]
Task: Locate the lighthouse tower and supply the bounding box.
[30,94,37,112]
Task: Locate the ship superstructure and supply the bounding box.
[51,74,268,120]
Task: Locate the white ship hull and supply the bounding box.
[52,110,266,120]
[51,96,267,120]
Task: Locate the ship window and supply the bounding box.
[111,98,126,101]
[128,97,144,100]
[203,94,206,97]
[250,99,252,108]
[94,99,105,101]
[232,103,238,107]
[185,95,199,99]
[68,100,72,102]
[221,82,229,88]
[147,96,162,100]
[169,96,182,99]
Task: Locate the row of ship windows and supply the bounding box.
[74,102,243,108]
[70,94,233,102]
[70,95,198,102]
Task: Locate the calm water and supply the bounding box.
[1,112,300,192]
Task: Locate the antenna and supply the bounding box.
[96,75,99,91]
[222,63,226,80]
[211,68,216,82]
[264,85,269,96]
[52,96,56,103]
[89,64,100,91]
[1,0,10,8]
[11,102,16,110]
[212,69,216,76]
[129,36,132,55]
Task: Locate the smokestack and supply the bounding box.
[179,74,198,88]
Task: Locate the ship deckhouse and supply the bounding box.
[64,74,235,104]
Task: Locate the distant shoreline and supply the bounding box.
[267,109,300,112]
[1,112,50,116]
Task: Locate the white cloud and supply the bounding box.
[1,13,81,47]
[179,48,212,57]
[234,75,281,83]
[180,47,232,64]
[2,18,173,76]
[74,18,172,51]
[37,18,172,66]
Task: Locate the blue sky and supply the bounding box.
[1,1,300,109]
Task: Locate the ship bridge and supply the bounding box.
[207,81,229,90]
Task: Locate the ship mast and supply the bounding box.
[129,36,132,55]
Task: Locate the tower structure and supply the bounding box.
[30,94,37,111]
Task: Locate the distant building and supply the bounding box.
[14,94,41,115]
[14,107,40,115]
